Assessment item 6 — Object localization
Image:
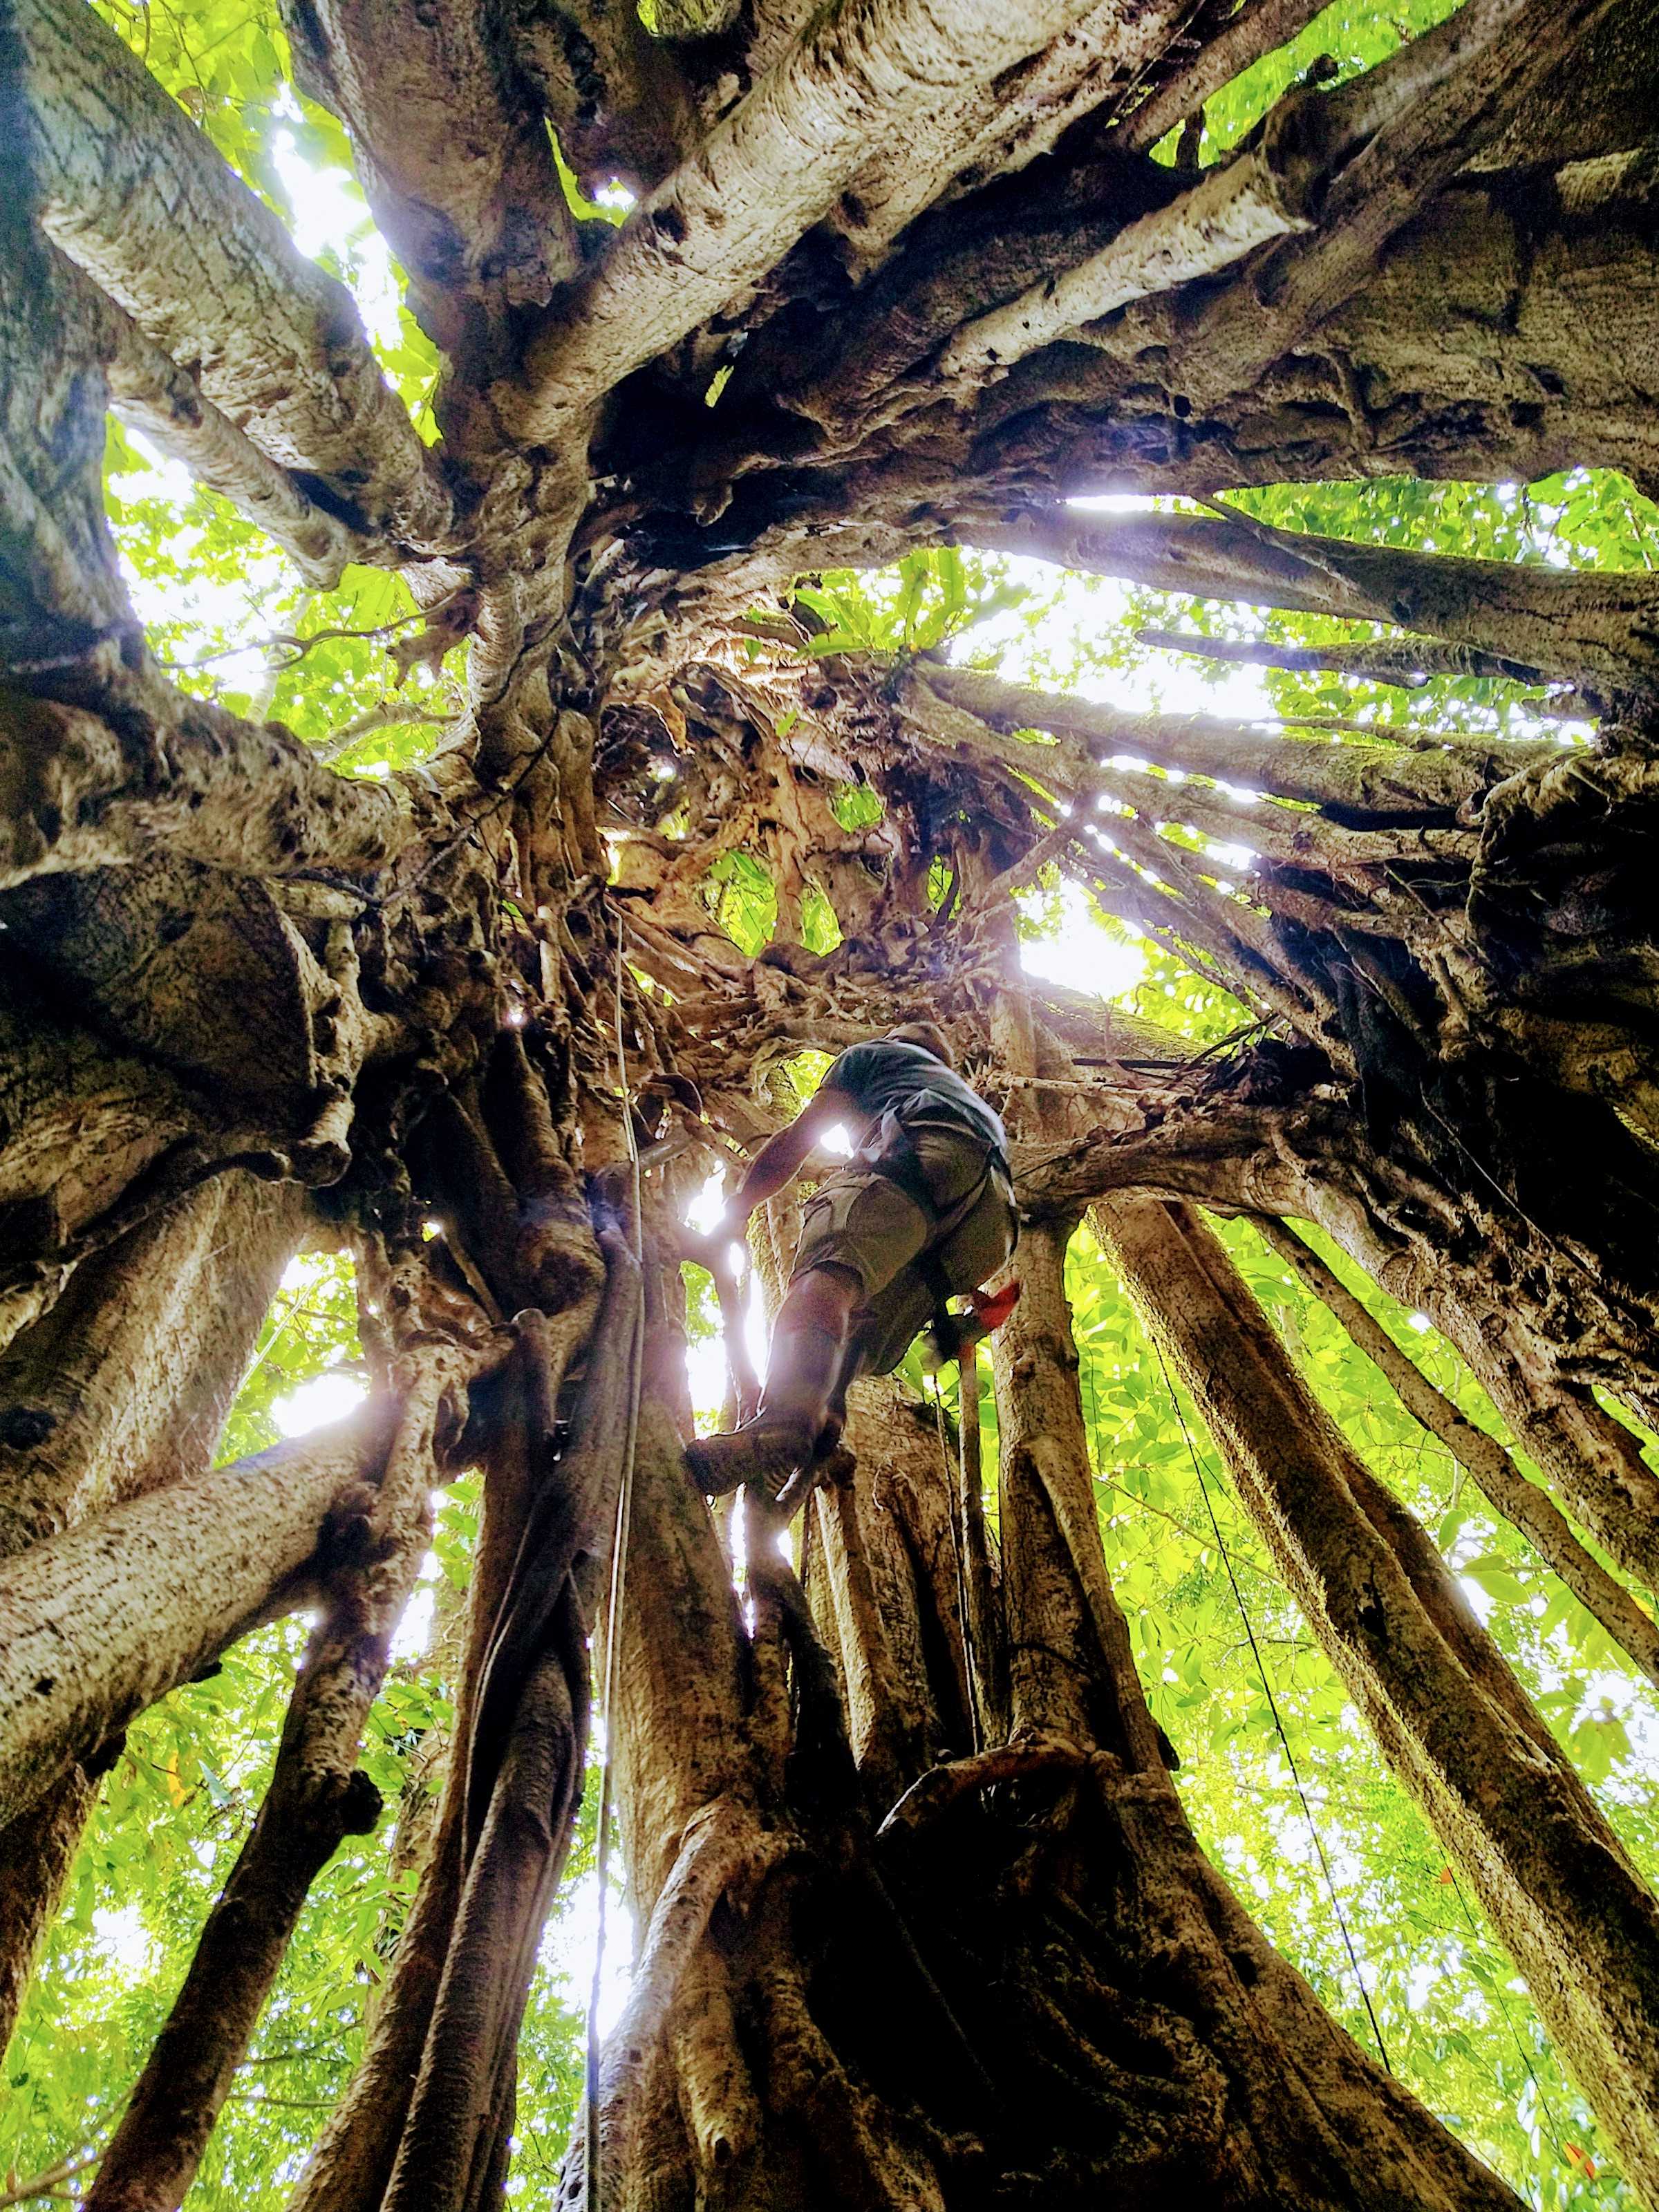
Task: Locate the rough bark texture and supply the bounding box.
[564,1180,1523,2207]
[1257,1217,1659,1689]
[1098,1194,1659,2206]
[0,1408,395,1827]
[0,1175,303,2061]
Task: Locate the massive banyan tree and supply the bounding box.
[6,0,1659,2202]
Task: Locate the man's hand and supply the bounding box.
[716,1087,854,1228]
[716,1192,756,1238]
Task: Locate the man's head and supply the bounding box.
[885,1020,957,1068]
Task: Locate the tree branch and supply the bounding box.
[283,0,580,368]
[912,662,1546,821]
[935,128,1318,388]
[957,503,1659,699]
[78,261,373,588]
[1134,625,1551,692]
[1115,0,1331,153]
[1256,1217,1659,1691]
[1098,1191,1659,2204]
[81,1345,470,2212]
[499,0,1106,445]
[17,0,451,547]
[0,684,429,892]
[1109,0,1623,413]
[0,1405,400,1828]
[825,0,1201,267]
[514,0,697,193]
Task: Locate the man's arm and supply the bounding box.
[725,1087,854,1223]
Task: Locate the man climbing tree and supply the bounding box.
[686,1021,1018,1501]
[7,0,1659,2204]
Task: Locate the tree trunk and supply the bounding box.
[1257,1216,1659,1688]
[12,0,1659,2200]
[1096,1193,1659,2205]
[570,1188,1521,2208]
[0,1171,303,2058]
[0,1406,394,1827]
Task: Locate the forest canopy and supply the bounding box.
[6,0,1659,2206]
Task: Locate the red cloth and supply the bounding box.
[967,1280,1021,1331]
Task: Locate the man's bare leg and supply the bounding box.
[686,1265,862,1499]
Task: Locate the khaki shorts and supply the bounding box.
[791,1123,1017,1378]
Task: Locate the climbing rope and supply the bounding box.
[1442,1862,1571,2171]
[585,910,648,2212]
[1152,1338,1395,2075]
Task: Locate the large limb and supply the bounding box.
[1257,1217,1659,1691]
[1115,0,1333,154]
[711,8,1506,465]
[0,1405,399,1827]
[930,133,1319,395]
[498,0,1107,447]
[0,165,127,675]
[908,662,1541,818]
[1135,626,1557,693]
[729,0,1557,448]
[512,0,697,194]
[1082,0,1623,413]
[77,258,373,589]
[645,125,1659,594]
[15,0,451,547]
[823,0,1203,268]
[959,507,1659,702]
[82,1327,474,2212]
[965,140,1659,507]
[2,686,427,891]
[282,0,579,371]
[0,205,422,876]
[974,1211,1521,2206]
[0,1173,306,2061]
[926,2,1566,400]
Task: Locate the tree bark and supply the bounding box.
[1256,1216,1659,1689]
[0,1173,303,2061]
[15,0,451,546]
[10,0,1659,2200]
[0,1406,397,1828]
[80,1315,477,2212]
[577,972,1526,2209]
[1098,1192,1659,2206]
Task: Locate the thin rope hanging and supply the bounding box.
[584,909,648,2212]
[1152,1338,1394,2076]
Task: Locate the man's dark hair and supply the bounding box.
[885,1020,957,1069]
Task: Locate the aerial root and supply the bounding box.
[877,1732,1091,1837]
[756,1956,947,2209]
[666,1948,760,2206]
[596,1797,786,2119]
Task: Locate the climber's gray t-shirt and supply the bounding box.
[821,1040,1006,1161]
